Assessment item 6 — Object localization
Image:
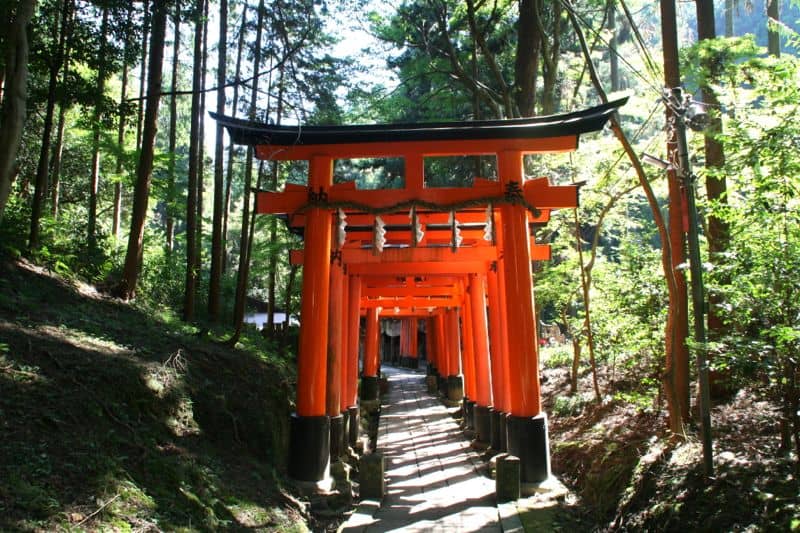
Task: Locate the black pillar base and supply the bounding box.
[489,408,503,450]
[474,405,491,444]
[499,412,508,452]
[463,399,476,429]
[446,375,464,402]
[427,363,437,376]
[361,376,379,402]
[288,413,330,482]
[506,413,551,483]
[329,414,344,462]
[438,375,447,396]
[408,357,419,369]
[347,405,359,446]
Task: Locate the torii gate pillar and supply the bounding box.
[498,150,550,483]
[288,156,333,483]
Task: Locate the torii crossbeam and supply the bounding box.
[214,97,626,487]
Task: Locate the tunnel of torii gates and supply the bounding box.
[214,96,626,486]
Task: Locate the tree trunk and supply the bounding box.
[767,0,780,57]
[50,0,74,220]
[50,101,67,219]
[222,4,248,274]
[280,264,299,353]
[608,0,619,91]
[165,1,181,253]
[566,0,686,434]
[660,0,690,426]
[0,0,36,223]
[538,0,564,115]
[113,1,133,240]
[29,2,69,250]
[116,0,169,300]
[197,0,209,266]
[725,0,734,36]
[696,0,731,378]
[208,0,228,321]
[266,67,286,334]
[573,207,601,402]
[136,1,150,150]
[184,0,204,322]
[230,0,266,341]
[87,6,110,255]
[514,0,540,117]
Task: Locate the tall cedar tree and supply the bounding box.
[230,0,266,340]
[50,0,75,219]
[184,0,204,321]
[661,0,691,430]
[0,0,36,223]
[165,1,181,253]
[208,0,228,321]
[87,6,110,255]
[223,4,248,274]
[113,0,134,238]
[29,1,70,249]
[695,0,731,349]
[116,0,169,299]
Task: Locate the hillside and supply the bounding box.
[0,259,308,531]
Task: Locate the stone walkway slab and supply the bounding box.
[340,366,510,532]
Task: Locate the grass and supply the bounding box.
[0,259,307,531]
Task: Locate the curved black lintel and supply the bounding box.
[211,97,628,148]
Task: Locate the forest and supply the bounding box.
[1,0,799,530]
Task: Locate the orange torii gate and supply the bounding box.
[214,97,626,486]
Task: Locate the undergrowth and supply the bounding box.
[0,258,306,532]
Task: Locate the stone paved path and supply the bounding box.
[341,365,506,532]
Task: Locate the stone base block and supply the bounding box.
[426,375,438,393]
[489,408,503,451]
[507,413,551,483]
[330,414,344,462]
[361,376,379,402]
[288,413,330,482]
[348,405,359,447]
[446,375,464,402]
[474,405,491,444]
[496,453,521,502]
[359,453,385,500]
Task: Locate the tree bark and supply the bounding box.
[29,1,69,250]
[222,4,248,274]
[767,0,780,57]
[208,0,228,321]
[136,0,150,150]
[608,0,619,91]
[724,0,734,36]
[230,0,266,341]
[113,1,133,240]
[695,0,730,348]
[197,0,209,264]
[50,0,74,221]
[184,0,204,322]
[566,0,686,434]
[87,6,110,255]
[266,67,286,334]
[165,1,181,253]
[514,0,541,117]
[0,0,36,223]
[116,0,169,299]
[660,0,690,426]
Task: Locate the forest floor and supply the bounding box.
[539,353,800,531]
[0,258,317,532]
[1,257,798,532]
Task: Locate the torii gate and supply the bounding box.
[214,97,626,487]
